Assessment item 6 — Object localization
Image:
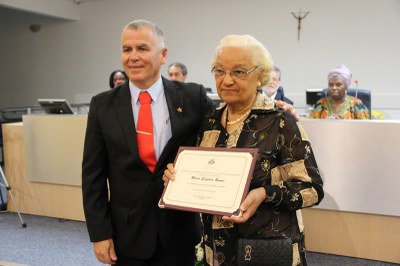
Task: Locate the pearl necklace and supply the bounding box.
[226,108,251,125]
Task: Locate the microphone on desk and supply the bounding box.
[349,79,359,117]
[354,79,359,100]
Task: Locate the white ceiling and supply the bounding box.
[0,0,89,20]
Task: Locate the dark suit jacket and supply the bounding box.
[275,87,294,105]
[82,77,212,259]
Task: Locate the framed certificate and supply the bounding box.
[159,146,258,216]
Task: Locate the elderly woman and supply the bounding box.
[164,35,324,265]
[309,65,370,119]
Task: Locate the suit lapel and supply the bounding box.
[156,78,184,167]
[114,83,141,161]
[276,87,284,101]
[163,78,183,137]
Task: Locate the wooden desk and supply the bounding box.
[302,208,400,264]
[2,117,400,263]
[2,119,85,221]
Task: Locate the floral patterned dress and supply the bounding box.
[309,95,370,119]
[197,93,324,266]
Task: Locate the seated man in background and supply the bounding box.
[309,64,369,119]
[167,62,188,82]
[168,62,214,94]
[262,66,293,105]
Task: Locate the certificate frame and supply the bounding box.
[159,146,258,216]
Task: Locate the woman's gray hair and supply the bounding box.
[211,34,274,86]
[122,19,165,50]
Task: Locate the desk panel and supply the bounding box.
[2,122,84,221]
[23,115,87,186]
[301,119,400,217]
[302,208,400,264]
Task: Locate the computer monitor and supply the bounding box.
[37,99,74,114]
[305,88,324,106]
[207,93,222,107]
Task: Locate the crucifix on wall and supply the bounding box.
[291,8,310,42]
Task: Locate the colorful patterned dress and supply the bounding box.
[197,93,324,265]
[309,95,370,119]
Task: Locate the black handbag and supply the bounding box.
[236,237,292,266]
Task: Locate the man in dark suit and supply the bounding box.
[262,66,294,105]
[82,20,212,265]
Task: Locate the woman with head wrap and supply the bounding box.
[309,65,370,119]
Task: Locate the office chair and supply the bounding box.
[322,88,371,118]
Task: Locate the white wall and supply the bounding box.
[0,0,399,112]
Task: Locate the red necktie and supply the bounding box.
[137,92,157,172]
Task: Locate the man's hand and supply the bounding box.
[275,100,300,121]
[162,163,176,187]
[93,238,117,265]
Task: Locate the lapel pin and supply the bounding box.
[177,107,183,113]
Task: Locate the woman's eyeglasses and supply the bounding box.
[113,77,126,82]
[211,66,258,80]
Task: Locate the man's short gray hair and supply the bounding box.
[123,19,165,50]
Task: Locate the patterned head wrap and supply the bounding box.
[327,65,352,87]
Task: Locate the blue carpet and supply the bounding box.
[0,212,397,266]
[0,212,101,266]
